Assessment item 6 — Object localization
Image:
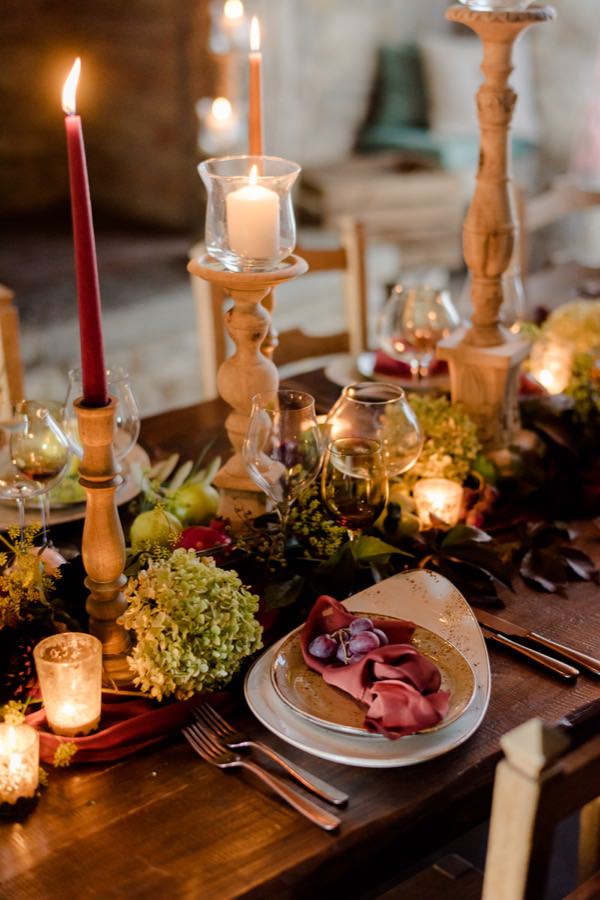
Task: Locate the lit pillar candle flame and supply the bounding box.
[62,57,81,115]
[248,16,264,156]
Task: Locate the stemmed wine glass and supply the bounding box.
[243,389,323,528]
[377,284,460,379]
[326,382,423,478]
[65,366,140,463]
[321,437,388,542]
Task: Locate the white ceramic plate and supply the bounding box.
[325,352,450,394]
[244,569,491,768]
[0,443,150,530]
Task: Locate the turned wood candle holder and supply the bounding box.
[187,254,308,522]
[74,397,131,686]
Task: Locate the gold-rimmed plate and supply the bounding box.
[270,616,476,739]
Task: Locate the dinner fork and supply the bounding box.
[194,704,348,807]
[182,721,341,832]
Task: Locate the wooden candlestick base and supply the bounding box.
[187,254,308,524]
[74,397,131,686]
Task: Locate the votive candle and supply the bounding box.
[34,633,102,737]
[0,723,39,807]
[414,478,463,529]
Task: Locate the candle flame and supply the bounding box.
[211,97,232,122]
[62,57,81,115]
[224,0,244,20]
[250,16,260,52]
[249,164,258,186]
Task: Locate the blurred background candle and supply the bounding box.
[529,338,573,394]
[248,16,264,155]
[34,633,102,737]
[0,723,39,808]
[226,164,279,260]
[414,478,463,528]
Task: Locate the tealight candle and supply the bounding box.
[34,633,102,737]
[529,339,573,395]
[414,478,463,529]
[0,723,39,808]
[226,164,279,261]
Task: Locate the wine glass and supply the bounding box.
[0,437,43,545]
[242,389,323,527]
[321,438,388,542]
[326,382,423,478]
[65,366,140,462]
[377,284,460,379]
[9,401,71,543]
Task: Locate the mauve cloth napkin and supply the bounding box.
[300,596,450,739]
[373,349,448,378]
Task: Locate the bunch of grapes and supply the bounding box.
[308,616,389,666]
[464,483,499,528]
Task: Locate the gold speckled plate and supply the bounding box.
[271,616,476,739]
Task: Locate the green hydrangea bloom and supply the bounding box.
[120,549,262,701]
[541,300,600,354]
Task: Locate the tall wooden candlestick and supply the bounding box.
[437,4,555,449]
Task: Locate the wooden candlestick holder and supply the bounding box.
[74,397,131,686]
[437,3,555,449]
[187,254,308,523]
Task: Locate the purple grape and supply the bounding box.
[309,634,337,660]
[372,627,389,646]
[349,616,374,635]
[348,631,380,654]
[347,653,365,665]
[336,641,350,664]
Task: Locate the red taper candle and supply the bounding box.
[62,58,108,408]
[248,17,264,156]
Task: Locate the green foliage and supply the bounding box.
[53,741,78,767]
[565,352,600,426]
[0,528,59,630]
[541,300,600,354]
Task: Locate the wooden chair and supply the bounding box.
[0,284,25,417]
[378,699,600,900]
[190,217,368,399]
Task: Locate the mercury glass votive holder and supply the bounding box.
[414,478,464,529]
[198,155,301,272]
[34,633,102,737]
[0,723,39,810]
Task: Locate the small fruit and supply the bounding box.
[130,508,182,550]
[308,634,337,660]
[167,482,219,526]
[349,616,374,635]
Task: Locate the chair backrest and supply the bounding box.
[0,285,25,416]
[482,700,600,900]
[190,218,368,399]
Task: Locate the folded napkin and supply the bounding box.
[26,692,228,764]
[373,349,448,378]
[301,596,449,739]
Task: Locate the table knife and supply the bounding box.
[475,609,600,678]
[479,626,580,680]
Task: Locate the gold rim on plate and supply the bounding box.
[270,616,477,739]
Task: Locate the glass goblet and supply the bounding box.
[321,437,388,542]
[65,366,140,462]
[377,283,460,379]
[242,389,323,527]
[326,382,423,478]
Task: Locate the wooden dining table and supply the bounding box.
[1,368,599,900]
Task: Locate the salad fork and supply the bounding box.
[182,721,341,832]
[194,704,348,806]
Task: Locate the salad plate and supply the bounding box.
[244,569,491,768]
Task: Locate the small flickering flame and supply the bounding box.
[249,164,258,186]
[250,16,260,52]
[224,0,244,20]
[62,57,81,115]
[211,97,232,122]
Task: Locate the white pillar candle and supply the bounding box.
[414,478,463,529]
[0,723,39,806]
[226,165,280,261]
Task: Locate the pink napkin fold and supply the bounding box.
[300,596,450,739]
[26,692,228,764]
[373,349,448,378]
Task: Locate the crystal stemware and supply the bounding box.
[377,284,461,379]
[242,389,323,527]
[65,366,140,462]
[321,437,388,542]
[326,382,423,479]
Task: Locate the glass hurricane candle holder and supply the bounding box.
[0,723,39,812]
[198,155,301,272]
[34,633,102,737]
[414,478,464,529]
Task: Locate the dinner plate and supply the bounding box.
[325,352,450,393]
[0,443,150,530]
[244,569,491,768]
[271,621,476,738]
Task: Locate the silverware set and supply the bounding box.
[182,703,345,831]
